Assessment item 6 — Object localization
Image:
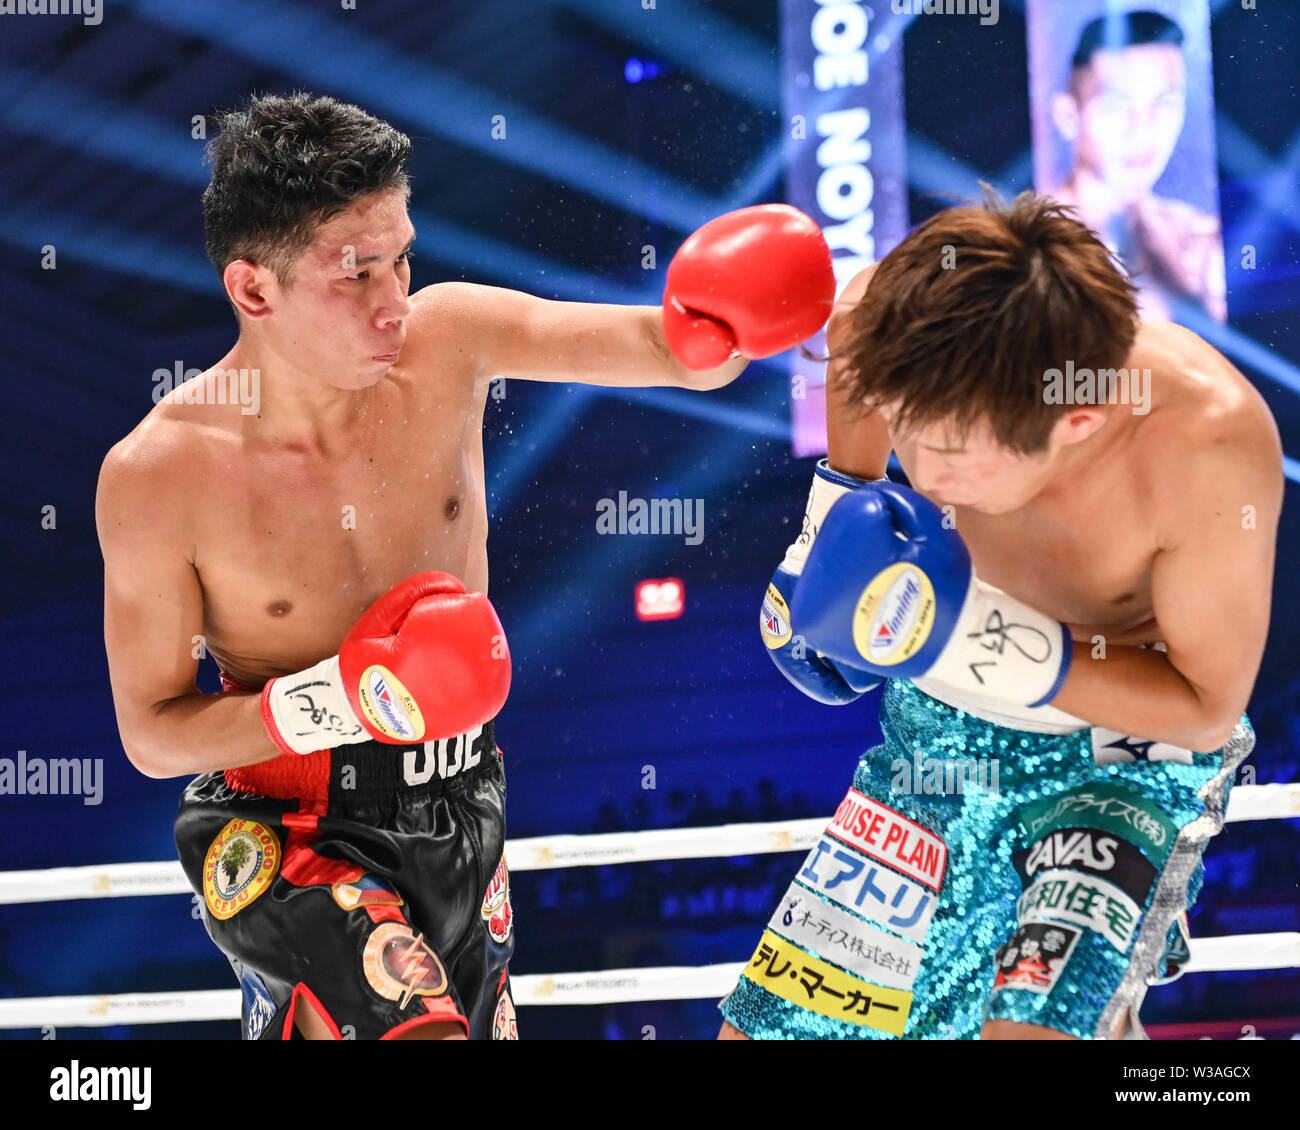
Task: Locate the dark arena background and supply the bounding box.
[0,0,1296,1043]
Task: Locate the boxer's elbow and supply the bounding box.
[115,711,183,779]
[133,757,174,780]
[119,731,172,779]
[1190,718,1242,755]
[678,355,747,391]
[1184,701,1244,754]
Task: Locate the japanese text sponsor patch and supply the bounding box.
[827,787,947,891]
[992,922,1083,996]
[1019,781,1178,867]
[742,929,912,1036]
[1012,825,1157,906]
[768,884,923,991]
[1015,868,1143,952]
[796,834,937,944]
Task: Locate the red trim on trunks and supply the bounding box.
[381,998,469,1040]
[282,982,343,1040]
[281,812,319,833]
[281,837,364,889]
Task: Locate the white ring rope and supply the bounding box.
[0,784,1295,1029]
[2,784,1296,906]
[2,936,1298,1028]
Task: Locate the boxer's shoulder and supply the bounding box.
[1134,320,1277,445]
[837,262,879,308]
[1130,320,1282,523]
[405,282,511,357]
[394,282,503,407]
[98,399,221,533]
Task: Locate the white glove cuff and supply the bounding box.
[261,654,367,757]
[781,458,886,575]
[927,578,1073,708]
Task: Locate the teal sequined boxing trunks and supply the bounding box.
[719,678,1253,1040]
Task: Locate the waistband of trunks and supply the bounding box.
[890,679,1243,767]
[910,674,1089,734]
[222,722,498,806]
[217,668,499,806]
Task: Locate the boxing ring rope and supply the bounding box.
[1,783,1297,1029]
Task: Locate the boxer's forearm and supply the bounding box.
[648,308,748,390]
[824,264,891,480]
[1050,642,1240,753]
[117,690,282,779]
[477,295,748,389]
[826,373,892,480]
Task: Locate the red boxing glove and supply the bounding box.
[262,572,511,755]
[662,204,835,371]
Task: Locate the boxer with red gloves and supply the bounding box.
[98,93,835,1041]
[173,573,512,1041]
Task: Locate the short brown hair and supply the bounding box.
[833,189,1139,454]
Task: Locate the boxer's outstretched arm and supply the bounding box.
[1050,383,1283,751]
[406,281,746,391]
[826,264,893,481]
[96,442,280,778]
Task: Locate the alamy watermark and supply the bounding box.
[596,492,704,546]
[890,749,1000,801]
[1043,362,1150,416]
[0,0,100,25]
[153,362,260,415]
[0,751,103,805]
[49,1062,150,1110]
[891,0,998,26]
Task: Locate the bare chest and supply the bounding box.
[951,491,1160,641]
[196,402,488,682]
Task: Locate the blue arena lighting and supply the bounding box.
[0,192,218,293]
[0,65,206,186]
[119,0,730,234]
[503,417,775,662]
[625,58,645,84]
[554,0,778,111]
[1234,122,1300,260]
[0,70,644,301]
[906,134,1019,205]
[1177,304,1300,401]
[487,385,598,519]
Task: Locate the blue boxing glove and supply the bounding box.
[760,459,884,704]
[790,481,1073,709]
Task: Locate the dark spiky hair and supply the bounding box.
[202,91,411,287]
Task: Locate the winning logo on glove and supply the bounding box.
[761,584,793,649]
[853,564,937,666]
[356,665,425,742]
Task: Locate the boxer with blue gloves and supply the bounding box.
[721,191,1280,1043]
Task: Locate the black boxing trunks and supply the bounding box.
[173,672,516,1040]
